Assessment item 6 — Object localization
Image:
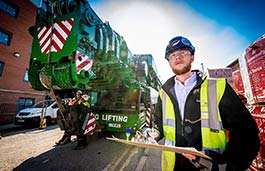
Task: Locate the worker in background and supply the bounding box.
[69,90,83,106]
[148,36,260,170]
[74,94,91,150]
[55,90,83,146]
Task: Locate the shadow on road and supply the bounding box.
[0,124,60,137]
[13,132,142,171]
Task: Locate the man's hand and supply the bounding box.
[183,153,212,170]
[182,153,196,160]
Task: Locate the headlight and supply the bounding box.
[31,110,42,115]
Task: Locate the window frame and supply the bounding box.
[0,61,4,76]
[0,27,13,46]
[17,97,35,112]
[23,68,29,82]
[0,0,19,17]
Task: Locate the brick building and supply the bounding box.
[0,0,45,124]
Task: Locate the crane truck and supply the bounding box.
[27,0,161,133]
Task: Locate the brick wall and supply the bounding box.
[0,0,46,124]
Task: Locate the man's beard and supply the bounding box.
[172,62,192,75]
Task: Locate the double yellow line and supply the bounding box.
[103,146,138,171]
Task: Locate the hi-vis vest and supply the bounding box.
[83,101,90,108]
[69,98,82,106]
[160,78,228,171]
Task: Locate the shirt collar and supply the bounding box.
[174,72,197,87]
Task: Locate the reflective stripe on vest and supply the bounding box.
[201,78,227,154]
[160,89,176,171]
[160,78,227,171]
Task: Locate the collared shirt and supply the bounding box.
[174,72,197,120]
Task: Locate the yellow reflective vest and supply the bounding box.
[83,101,90,108]
[160,78,228,171]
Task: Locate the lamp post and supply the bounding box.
[201,63,205,73]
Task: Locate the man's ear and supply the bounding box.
[191,55,195,63]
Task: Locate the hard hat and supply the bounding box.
[165,36,195,60]
[82,94,90,101]
[76,90,82,95]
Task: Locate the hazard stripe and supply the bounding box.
[146,108,151,127]
[85,120,96,129]
[75,53,84,66]
[37,18,74,54]
[41,32,52,54]
[43,40,52,54]
[40,34,50,49]
[38,26,51,42]
[57,21,71,36]
[39,27,52,45]
[66,18,74,26]
[53,29,64,48]
[82,62,93,72]
[76,58,91,73]
[88,115,96,124]
[84,114,96,135]
[75,51,93,74]
[51,37,61,52]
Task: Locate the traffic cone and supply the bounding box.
[40,118,47,129]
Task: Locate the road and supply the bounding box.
[0,125,161,171]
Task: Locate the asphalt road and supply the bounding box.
[0,124,160,171]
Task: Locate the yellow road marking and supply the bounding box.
[103,145,133,171]
[119,147,138,170]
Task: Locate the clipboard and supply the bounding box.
[106,136,211,160]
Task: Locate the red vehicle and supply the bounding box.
[227,35,265,170]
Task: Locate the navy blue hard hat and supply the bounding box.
[165,36,195,60]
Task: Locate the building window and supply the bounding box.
[24,69,29,82]
[17,98,35,112]
[0,61,4,76]
[0,0,19,17]
[0,28,12,45]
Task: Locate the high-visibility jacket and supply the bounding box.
[69,98,82,106]
[83,101,90,108]
[160,78,228,171]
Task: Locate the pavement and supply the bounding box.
[136,148,161,171]
[0,123,162,170]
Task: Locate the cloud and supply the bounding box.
[90,0,249,83]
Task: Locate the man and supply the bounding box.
[153,36,260,170]
[56,90,83,146]
[73,94,91,150]
[69,90,83,106]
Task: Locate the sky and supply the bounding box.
[89,0,265,83]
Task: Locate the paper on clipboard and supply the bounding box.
[106,136,211,160]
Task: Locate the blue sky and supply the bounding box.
[89,0,264,83]
[183,0,264,43]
